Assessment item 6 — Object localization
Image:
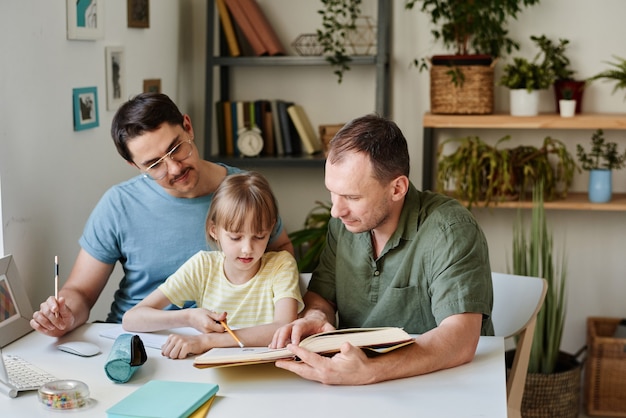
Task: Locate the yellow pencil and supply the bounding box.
[220,320,244,348]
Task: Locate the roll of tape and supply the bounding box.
[38,380,90,410]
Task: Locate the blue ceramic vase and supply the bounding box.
[588,169,612,203]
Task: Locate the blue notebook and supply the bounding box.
[106,380,219,418]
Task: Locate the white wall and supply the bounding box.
[1,0,625,353]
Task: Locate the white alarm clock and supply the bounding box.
[237,126,264,157]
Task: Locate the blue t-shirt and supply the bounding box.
[79,164,284,322]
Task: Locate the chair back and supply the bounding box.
[299,272,312,296]
[491,272,547,418]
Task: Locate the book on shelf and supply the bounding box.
[276,100,301,155]
[270,100,284,156]
[287,104,324,155]
[231,101,240,156]
[106,380,219,418]
[237,0,286,56]
[222,101,235,157]
[193,327,415,368]
[215,0,240,57]
[215,101,227,156]
[223,0,267,56]
[258,100,275,156]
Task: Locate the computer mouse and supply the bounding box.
[57,341,101,357]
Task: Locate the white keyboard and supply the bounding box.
[3,354,57,391]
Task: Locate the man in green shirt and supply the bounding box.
[271,114,493,385]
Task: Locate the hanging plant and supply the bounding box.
[317,0,362,83]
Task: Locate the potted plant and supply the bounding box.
[576,129,626,203]
[500,55,554,116]
[558,87,576,118]
[508,183,582,417]
[531,35,586,114]
[405,0,541,114]
[587,55,626,99]
[436,135,578,209]
[288,200,332,272]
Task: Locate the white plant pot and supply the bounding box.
[510,89,540,116]
[559,99,576,117]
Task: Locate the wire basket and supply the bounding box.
[430,63,495,114]
[585,317,626,417]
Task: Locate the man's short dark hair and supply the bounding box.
[111,93,185,163]
[328,114,410,183]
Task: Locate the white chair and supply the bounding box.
[491,272,547,418]
[299,272,312,296]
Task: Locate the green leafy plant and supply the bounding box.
[288,201,332,272]
[587,55,626,99]
[317,0,362,83]
[405,0,540,58]
[531,34,575,81]
[437,135,578,208]
[510,183,567,374]
[576,129,626,171]
[405,0,540,75]
[500,56,554,92]
[561,87,574,100]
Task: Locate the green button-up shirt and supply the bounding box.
[308,183,494,335]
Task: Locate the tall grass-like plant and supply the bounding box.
[511,184,567,374]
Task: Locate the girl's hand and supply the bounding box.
[161,334,210,359]
[187,308,228,334]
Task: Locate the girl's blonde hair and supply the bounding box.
[206,172,278,247]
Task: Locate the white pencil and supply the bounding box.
[54,256,59,317]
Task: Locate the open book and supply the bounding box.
[193,327,415,368]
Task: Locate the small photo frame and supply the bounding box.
[143,79,162,94]
[66,0,104,40]
[73,87,100,131]
[128,0,150,28]
[105,46,126,111]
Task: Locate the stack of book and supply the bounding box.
[106,380,219,418]
[216,0,285,57]
[215,99,324,157]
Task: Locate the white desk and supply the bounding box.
[1,324,507,417]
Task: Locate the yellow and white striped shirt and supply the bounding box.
[159,251,303,328]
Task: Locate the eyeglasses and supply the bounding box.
[144,139,194,180]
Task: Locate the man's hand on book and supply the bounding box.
[275,342,375,385]
[269,315,335,348]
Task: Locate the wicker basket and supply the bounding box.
[585,317,626,417]
[506,350,582,418]
[430,62,495,114]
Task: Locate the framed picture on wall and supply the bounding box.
[143,79,162,94]
[73,87,99,131]
[105,46,126,111]
[66,0,104,40]
[128,0,150,28]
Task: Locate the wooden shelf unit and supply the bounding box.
[422,113,626,211]
[454,192,626,211]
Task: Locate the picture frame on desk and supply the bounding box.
[105,46,126,111]
[72,87,99,131]
[66,0,104,40]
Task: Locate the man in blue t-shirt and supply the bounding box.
[30,93,293,337]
